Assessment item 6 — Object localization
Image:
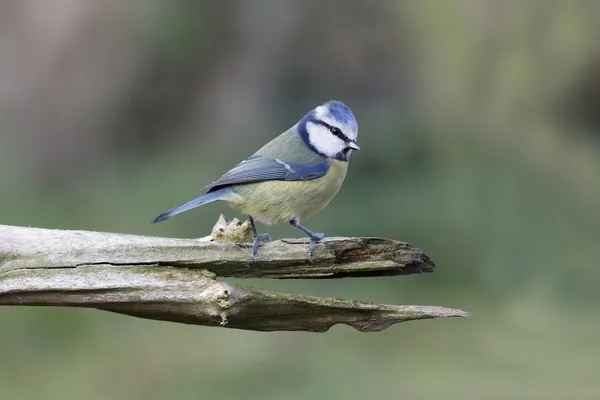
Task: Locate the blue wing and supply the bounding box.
[205,155,329,192]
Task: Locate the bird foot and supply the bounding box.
[307,233,325,263]
[251,232,271,262]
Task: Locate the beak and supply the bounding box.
[347,140,360,150]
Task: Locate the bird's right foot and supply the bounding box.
[251,232,271,262]
[307,232,325,263]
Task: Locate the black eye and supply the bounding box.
[329,126,343,138]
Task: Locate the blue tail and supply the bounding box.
[152,188,229,223]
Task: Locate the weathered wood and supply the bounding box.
[0,223,435,279]
[0,221,469,332]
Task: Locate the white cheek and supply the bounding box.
[306,122,346,157]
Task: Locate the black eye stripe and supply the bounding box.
[329,126,344,139]
[313,120,349,141]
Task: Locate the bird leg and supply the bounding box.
[289,218,324,263]
[249,215,271,262]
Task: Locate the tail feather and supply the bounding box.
[152,189,228,223]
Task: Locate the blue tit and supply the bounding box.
[152,100,360,262]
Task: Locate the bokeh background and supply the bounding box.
[2,1,600,399]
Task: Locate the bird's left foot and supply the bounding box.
[307,232,325,263]
[251,232,271,262]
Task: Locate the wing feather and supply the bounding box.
[204,155,329,192]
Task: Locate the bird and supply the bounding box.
[152,100,360,262]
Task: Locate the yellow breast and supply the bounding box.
[229,160,348,224]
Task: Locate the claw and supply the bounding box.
[251,232,271,262]
[288,218,326,263]
[307,232,324,263]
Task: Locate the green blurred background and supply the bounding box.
[2,1,600,399]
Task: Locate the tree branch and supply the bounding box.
[0,218,469,332]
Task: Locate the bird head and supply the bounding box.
[298,100,359,161]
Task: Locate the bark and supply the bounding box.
[0,219,469,332]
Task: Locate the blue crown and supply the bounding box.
[325,100,357,130]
